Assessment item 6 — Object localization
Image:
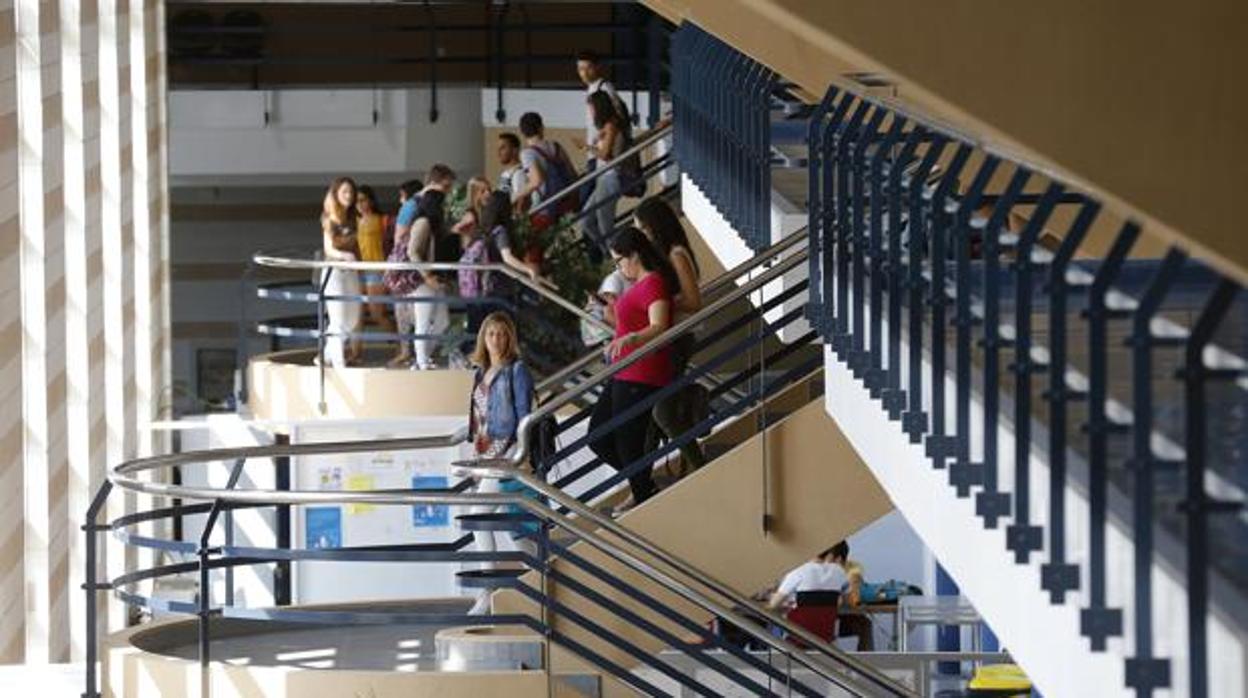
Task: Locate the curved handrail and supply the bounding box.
[528,122,673,217]
[511,231,809,468]
[251,253,612,335]
[104,439,911,697]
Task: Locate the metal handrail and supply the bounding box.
[534,229,809,394]
[528,122,673,217]
[461,460,909,697]
[251,253,612,335]
[105,443,910,697]
[511,232,810,468]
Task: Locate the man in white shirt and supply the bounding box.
[496,132,528,204]
[767,541,874,651]
[574,50,619,158]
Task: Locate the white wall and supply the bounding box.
[168,86,647,183]
[170,87,483,180]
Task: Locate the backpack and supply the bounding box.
[382,227,422,296]
[596,87,645,198]
[527,142,578,205]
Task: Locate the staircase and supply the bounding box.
[666,19,1248,698]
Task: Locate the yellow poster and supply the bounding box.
[345,473,376,515]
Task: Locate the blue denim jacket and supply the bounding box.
[469,360,534,443]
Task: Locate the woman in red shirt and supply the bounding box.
[588,227,679,507]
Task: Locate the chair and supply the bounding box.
[785,590,840,646]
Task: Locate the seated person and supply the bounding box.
[767,540,874,651]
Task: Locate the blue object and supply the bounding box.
[411,476,450,527]
[305,507,342,549]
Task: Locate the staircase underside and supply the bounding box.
[644,0,1247,284]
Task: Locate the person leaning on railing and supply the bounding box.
[319,176,362,367]
[588,227,678,511]
[634,196,707,474]
[464,312,537,614]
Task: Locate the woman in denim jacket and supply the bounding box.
[465,312,534,613]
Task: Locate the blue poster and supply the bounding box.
[411,476,450,527]
[305,507,342,549]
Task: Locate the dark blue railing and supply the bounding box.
[801,81,1247,698]
[671,24,776,252]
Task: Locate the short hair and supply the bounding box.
[470,311,521,370]
[575,49,601,65]
[498,132,521,150]
[398,179,422,200]
[518,112,544,138]
[426,163,456,187]
[821,541,850,562]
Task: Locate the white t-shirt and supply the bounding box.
[586,78,619,148]
[775,561,847,606]
[498,164,527,200]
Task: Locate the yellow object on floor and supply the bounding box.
[968,663,1032,694]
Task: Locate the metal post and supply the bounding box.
[1004,184,1061,563]
[1080,223,1137,649]
[316,268,331,415]
[82,481,114,698]
[925,144,972,470]
[883,125,922,420]
[975,167,1030,528]
[949,156,999,496]
[1039,199,1097,603]
[901,137,945,442]
[646,14,662,128]
[1183,278,1239,698]
[1123,249,1185,697]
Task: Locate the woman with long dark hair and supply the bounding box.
[633,196,707,472]
[582,90,628,253]
[587,227,677,508]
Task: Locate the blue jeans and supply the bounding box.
[582,167,621,258]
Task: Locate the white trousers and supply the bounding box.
[321,268,361,367]
[412,283,449,369]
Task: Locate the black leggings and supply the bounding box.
[588,378,661,503]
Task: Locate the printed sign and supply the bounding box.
[411,476,450,527]
[305,507,342,549]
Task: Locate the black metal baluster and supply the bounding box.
[949,156,1000,496]
[1080,223,1137,649]
[925,144,972,470]
[849,107,886,379]
[901,137,947,442]
[1039,199,1098,603]
[976,167,1030,528]
[819,94,855,339]
[883,125,922,420]
[1182,278,1241,698]
[832,101,871,359]
[805,88,837,327]
[865,115,906,397]
[1004,183,1061,563]
[1123,250,1185,697]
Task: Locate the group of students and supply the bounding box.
[318,165,542,370]
[315,50,652,369]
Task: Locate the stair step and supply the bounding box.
[456,568,526,589]
[456,512,542,532]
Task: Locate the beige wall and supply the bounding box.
[0,0,169,665]
[647,0,1246,282]
[247,351,474,425]
[495,398,893,695]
